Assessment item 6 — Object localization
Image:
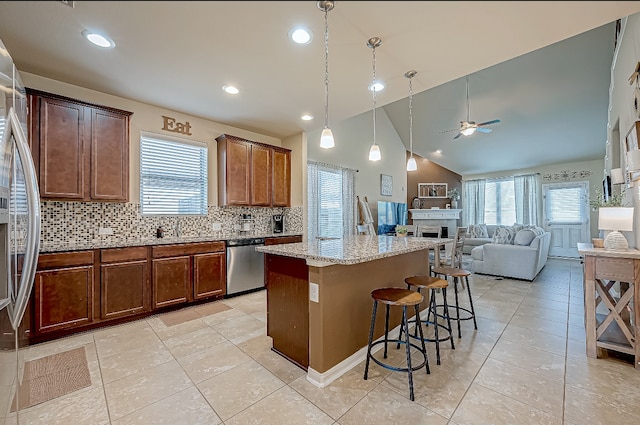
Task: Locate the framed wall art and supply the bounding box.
[380,174,393,196]
[624,121,640,187]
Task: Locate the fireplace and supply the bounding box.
[410,208,461,239]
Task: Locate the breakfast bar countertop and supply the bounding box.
[256,235,451,266]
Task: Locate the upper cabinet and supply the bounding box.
[216,134,291,207]
[27,89,132,202]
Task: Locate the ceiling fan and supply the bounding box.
[441,75,501,140]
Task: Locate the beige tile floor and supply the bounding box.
[6,257,640,424]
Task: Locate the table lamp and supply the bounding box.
[598,207,634,250]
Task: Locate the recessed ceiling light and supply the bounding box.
[223,85,240,95]
[301,114,314,121]
[289,27,312,44]
[435,149,442,154]
[368,81,385,92]
[82,30,115,48]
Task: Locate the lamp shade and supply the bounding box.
[598,207,634,231]
[406,156,417,171]
[628,149,640,171]
[611,168,624,185]
[368,144,381,161]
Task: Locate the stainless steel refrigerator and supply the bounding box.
[0,38,42,423]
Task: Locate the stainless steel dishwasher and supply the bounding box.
[226,238,265,296]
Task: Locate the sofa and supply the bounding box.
[463,224,498,254]
[470,228,551,281]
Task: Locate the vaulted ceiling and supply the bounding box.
[1,1,639,174]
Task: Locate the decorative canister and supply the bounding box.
[412,196,420,209]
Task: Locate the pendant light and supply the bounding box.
[405,70,418,171]
[367,37,382,161]
[318,1,335,149]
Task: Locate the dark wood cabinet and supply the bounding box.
[265,235,303,246]
[272,148,291,207]
[100,247,149,319]
[151,241,226,308]
[27,89,132,202]
[33,251,95,336]
[193,252,226,300]
[217,134,291,207]
[250,144,272,206]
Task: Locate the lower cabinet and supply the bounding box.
[31,240,227,341]
[33,251,95,336]
[151,241,226,309]
[100,247,150,319]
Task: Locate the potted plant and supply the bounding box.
[395,225,408,237]
[447,188,460,209]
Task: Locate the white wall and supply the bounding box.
[306,107,408,230]
[463,159,604,238]
[606,13,640,247]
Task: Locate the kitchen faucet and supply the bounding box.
[174,220,182,238]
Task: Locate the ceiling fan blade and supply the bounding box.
[476,127,492,133]
[453,132,462,140]
[477,119,501,126]
[439,128,460,134]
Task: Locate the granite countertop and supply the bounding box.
[38,231,303,253]
[256,235,452,266]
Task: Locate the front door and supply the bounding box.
[542,182,590,258]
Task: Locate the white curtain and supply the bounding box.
[307,161,357,239]
[514,174,540,225]
[462,179,486,226]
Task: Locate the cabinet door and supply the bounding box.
[38,96,88,199]
[224,139,251,206]
[272,149,291,207]
[265,235,302,246]
[101,260,148,320]
[34,266,94,335]
[152,256,191,309]
[251,144,272,206]
[90,108,130,201]
[193,252,226,300]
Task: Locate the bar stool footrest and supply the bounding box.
[433,304,475,322]
[407,318,454,344]
[368,339,427,372]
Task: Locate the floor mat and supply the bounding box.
[11,346,91,411]
[159,301,232,327]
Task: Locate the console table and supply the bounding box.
[577,243,640,369]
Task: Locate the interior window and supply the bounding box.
[484,179,516,225]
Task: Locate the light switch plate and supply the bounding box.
[309,282,319,303]
[212,222,222,231]
[98,227,113,235]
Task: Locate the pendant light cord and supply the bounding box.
[372,44,377,145]
[324,6,330,129]
[409,75,413,156]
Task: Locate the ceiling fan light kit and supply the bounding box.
[318,0,335,149]
[445,75,501,140]
[368,36,383,161]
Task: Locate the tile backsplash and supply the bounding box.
[41,202,303,246]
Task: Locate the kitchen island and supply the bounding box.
[256,235,450,387]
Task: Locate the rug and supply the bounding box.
[11,346,91,411]
[158,301,232,327]
[461,254,473,272]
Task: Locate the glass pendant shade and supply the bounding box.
[461,127,476,136]
[406,156,417,171]
[320,127,335,149]
[368,144,381,161]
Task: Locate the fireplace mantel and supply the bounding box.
[410,209,462,238]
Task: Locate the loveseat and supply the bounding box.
[470,228,551,281]
[463,224,498,254]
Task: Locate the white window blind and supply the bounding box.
[546,186,584,224]
[318,168,343,238]
[140,134,208,215]
[484,179,516,225]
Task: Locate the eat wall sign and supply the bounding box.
[162,115,192,135]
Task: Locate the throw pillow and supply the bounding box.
[514,229,536,246]
[512,223,525,233]
[524,225,545,236]
[469,223,488,238]
[492,226,516,244]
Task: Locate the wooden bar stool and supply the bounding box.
[364,287,430,401]
[431,265,477,338]
[400,275,455,365]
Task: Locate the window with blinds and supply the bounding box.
[317,168,343,238]
[140,133,208,215]
[545,186,585,224]
[484,179,516,225]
